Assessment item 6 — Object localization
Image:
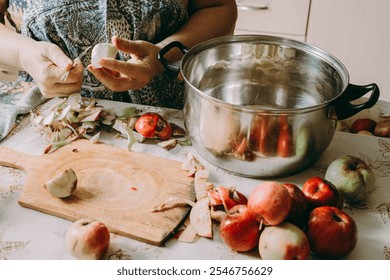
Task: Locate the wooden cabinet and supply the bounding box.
[234,0,311,41]
[306,0,390,102]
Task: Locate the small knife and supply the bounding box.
[60,46,92,82]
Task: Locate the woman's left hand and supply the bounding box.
[88,36,164,92]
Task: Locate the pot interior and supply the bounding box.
[182,35,349,111]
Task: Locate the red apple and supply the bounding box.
[374,119,390,138]
[306,206,358,259]
[247,181,292,226]
[258,222,310,260]
[325,155,376,203]
[302,176,344,209]
[65,218,110,260]
[219,204,261,252]
[350,118,376,134]
[134,112,172,140]
[283,183,309,229]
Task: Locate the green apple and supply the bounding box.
[325,155,375,203]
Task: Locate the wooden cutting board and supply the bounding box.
[0,139,195,246]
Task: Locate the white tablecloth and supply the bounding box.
[0,94,389,260]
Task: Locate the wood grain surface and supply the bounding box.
[0,140,195,246]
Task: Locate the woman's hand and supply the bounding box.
[19,41,84,98]
[87,36,165,92]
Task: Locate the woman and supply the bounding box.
[0,0,237,109]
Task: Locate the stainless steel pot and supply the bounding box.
[159,35,379,178]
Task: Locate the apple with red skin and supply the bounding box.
[302,176,343,209]
[134,112,172,140]
[325,155,375,203]
[247,181,292,226]
[350,118,376,134]
[306,206,358,259]
[259,222,310,260]
[65,218,110,260]
[374,119,390,138]
[219,204,261,252]
[283,183,309,229]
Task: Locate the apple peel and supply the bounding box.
[181,152,205,177]
[210,208,227,222]
[207,186,248,212]
[190,197,212,238]
[177,223,198,243]
[151,197,195,212]
[194,168,212,200]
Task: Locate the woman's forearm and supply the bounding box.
[156,0,237,61]
[0,24,35,70]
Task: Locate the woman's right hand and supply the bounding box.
[18,41,84,98]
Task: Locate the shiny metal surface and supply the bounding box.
[180,35,371,178]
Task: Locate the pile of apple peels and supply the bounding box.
[30,94,188,153]
[152,152,248,243]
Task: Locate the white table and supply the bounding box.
[1,97,389,260]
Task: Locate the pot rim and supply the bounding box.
[180,34,351,115]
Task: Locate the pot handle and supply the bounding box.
[158,41,189,79]
[330,83,380,120]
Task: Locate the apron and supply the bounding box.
[19,0,187,109]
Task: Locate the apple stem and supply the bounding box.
[259,219,264,231]
[348,162,358,170]
[332,213,342,222]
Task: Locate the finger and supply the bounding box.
[112,36,147,56]
[102,67,121,78]
[87,64,120,78]
[46,44,73,70]
[88,65,138,91]
[39,80,83,98]
[62,64,84,83]
[97,59,151,88]
[98,58,139,76]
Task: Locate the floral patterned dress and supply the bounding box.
[7,0,187,109]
